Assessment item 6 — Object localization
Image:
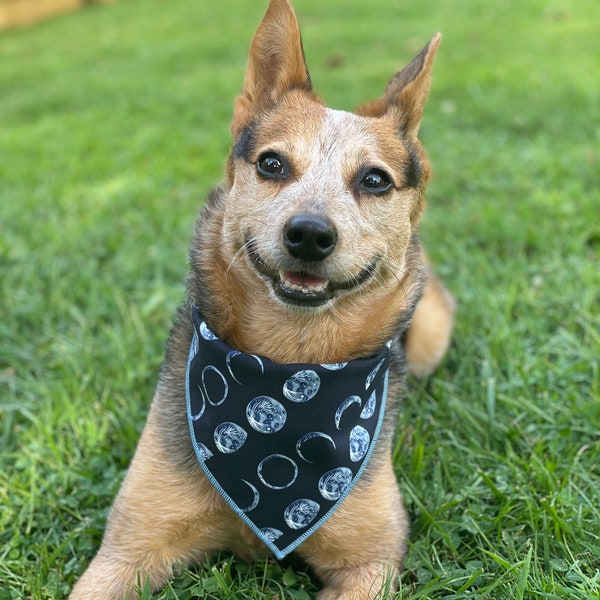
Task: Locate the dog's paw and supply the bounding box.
[316,567,397,600]
[317,588,389,600]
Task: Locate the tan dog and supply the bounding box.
[69,1,455,598]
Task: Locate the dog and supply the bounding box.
[69,0,455,598]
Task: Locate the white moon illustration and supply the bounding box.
[320,362,348,370]
[190,385,206,421]
[250,355,265,374]
[349,425,370,462]
[239,479,260,513]
[191,331,199,357]
[334,395,362,430]
[257,454,298,490]
[196,442,213,461]
[296,431,336,463]
[365,358,386,390]
[199,321,218,341]
[202,365,228,406]
[360,390,377,420]
[214,422,247,454]
[226,351,265,384]
[283,370,320,402]
[260,527,283,542]
[318,467,353,501]
[246,396,287,434]
[225,350,243,384]
[284,499,320,530]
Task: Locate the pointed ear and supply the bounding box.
[232,0,312,137]
[355,34,441,137]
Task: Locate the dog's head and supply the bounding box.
[211,0,439,321]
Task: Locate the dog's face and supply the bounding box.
[215,0,439,315]
[223,93,427,310]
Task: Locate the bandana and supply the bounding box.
[185,307,390,559]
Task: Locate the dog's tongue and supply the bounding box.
[282,271,328,290]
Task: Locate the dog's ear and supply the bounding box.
[232,0,312,137]
[355,34,441,138]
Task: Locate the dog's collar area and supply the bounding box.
[185,306,390,559]
[245,238,380,307]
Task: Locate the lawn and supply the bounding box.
[1,0,599,598]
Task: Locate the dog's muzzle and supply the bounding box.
[246,217,380,308]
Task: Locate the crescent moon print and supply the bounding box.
[296,431,336,463]
[260,527,284,542]
[202,365,228,406]
[239,479,260,513]
[196,443,213,461]
[360,390,377,420]
[365,358,386,390]
[191,331,199,357]
[320,362,348,370]
[226,351,265,385]
[334,395,362,430]
[199,320,218,341]
[225,350,243,384]
[190,385,206,421]
[365,358,385,390]
[251,355,265,374]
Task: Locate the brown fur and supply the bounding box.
[69,1,455,598]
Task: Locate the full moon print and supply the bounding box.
[213,422,247,454]
[186,307,390,559]
[334,395,362,430]
[349,425,370,462]
[246,396,287,433]
[360,391,377,420]
[318,467,353,501]
[284,499,320,530]
[283,370,321,402]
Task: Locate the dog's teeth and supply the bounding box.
[279,270,328,294]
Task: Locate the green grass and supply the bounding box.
[1,0,599,597]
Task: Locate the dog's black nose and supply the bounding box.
[283,214,338,262]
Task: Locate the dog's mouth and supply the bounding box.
[246,240,379,308]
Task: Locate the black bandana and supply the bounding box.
[185,307,390,559]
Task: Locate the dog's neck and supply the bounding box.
[218,284,418,364]
[189,192,424,365]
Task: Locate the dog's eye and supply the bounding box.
[359,169,393,195]
[257,152,288,179]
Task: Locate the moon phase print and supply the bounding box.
[186,307,390,559]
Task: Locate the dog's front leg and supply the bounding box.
[298,457,408,600]
[69,395,228,600]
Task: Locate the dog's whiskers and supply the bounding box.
[225,238,254,280]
